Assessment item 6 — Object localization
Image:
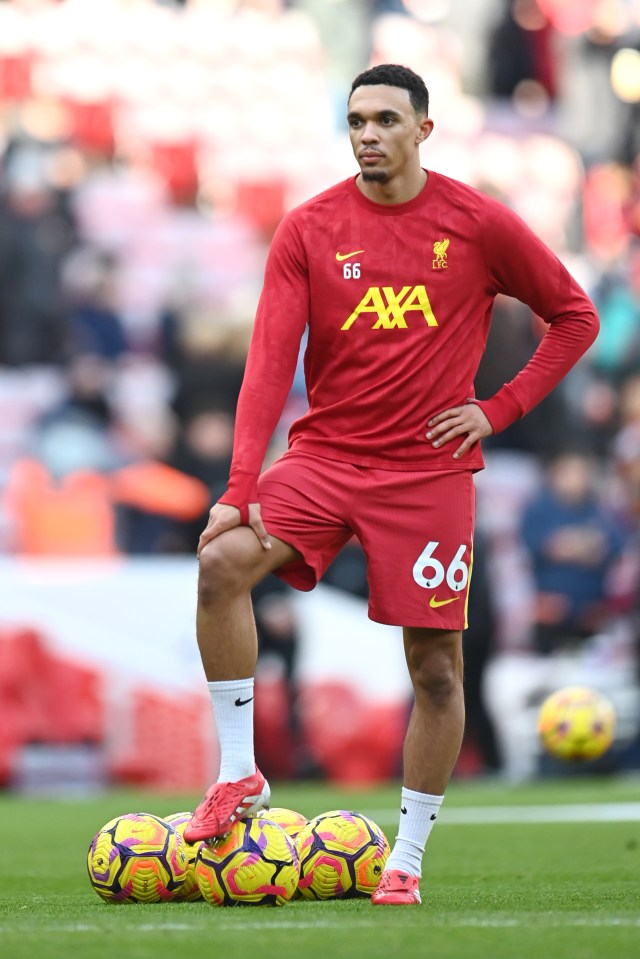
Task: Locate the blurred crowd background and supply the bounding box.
[2,0,640,788]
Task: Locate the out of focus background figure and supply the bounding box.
[521,450,627,655]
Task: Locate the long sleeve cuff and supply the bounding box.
[218,469,259,509]
[470,387,524,435]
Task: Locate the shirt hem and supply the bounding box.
[287,439,485,473]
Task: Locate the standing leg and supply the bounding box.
[372,627,464,906]
[402,627,465,792]
[185,528,300,841]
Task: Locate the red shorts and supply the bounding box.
[257,450,475,629]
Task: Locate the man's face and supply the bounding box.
[347,84,430,183]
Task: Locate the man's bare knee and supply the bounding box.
[197,529,298,608]
[404,628,463,709]
[198,532,257,605]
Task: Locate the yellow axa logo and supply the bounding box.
[433,237,450,269]
[341,285,438,330]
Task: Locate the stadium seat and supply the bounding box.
[298,681,406,785]
[0,52,33,101]
[0,626,105,786]
[149,139,199,206]
[110,687,213,791]
[64,97,116,156]
[234,178,287,237]
[42,657,104,745]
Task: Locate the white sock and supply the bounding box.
[208,679,256,782]
[384,788,444,878]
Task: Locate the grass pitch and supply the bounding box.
[1,776,639,959]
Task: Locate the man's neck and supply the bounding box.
[355,168,428,205]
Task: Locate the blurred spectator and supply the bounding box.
[2,397,210,556]
[3,461,118,556]
[168,405,235,551]
[0,149,76,365]
[612,374,640,522]
[110,406,210,554]
[38,352,116,436]
[21,352,119,494]
[487,0,557,103]
[161,311,247,422]
[475,295,574,458]
[520,450,627,653]
[589,243,640,380]
[62,247,129,360]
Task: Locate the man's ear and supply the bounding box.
[417,118,434,143]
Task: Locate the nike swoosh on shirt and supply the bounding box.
[429,596,460,608]
[335,250,364,261]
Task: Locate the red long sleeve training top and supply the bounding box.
[220,171,599,509]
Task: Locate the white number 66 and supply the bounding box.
[343,262,361,279]
[412,541,469,591]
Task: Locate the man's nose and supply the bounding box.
[360,122,379,142]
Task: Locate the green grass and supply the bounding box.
[1,777,640,959]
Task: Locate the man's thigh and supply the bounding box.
[355,469,475,629]
[257,452,355,591]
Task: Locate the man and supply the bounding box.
[184,64,599,905]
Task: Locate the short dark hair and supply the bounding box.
[349,64,429,116]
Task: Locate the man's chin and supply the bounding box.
[361,170,388,183]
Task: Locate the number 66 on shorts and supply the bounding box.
[411,539,472,627]
[412,541,469,592]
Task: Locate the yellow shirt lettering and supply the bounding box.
[341,285,439,330]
